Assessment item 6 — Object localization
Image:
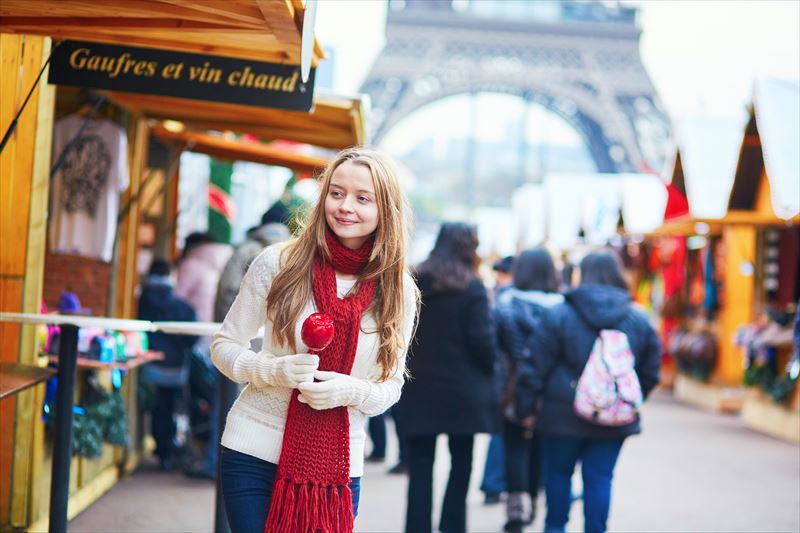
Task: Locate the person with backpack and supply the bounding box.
[515,250,661,533]
[494,248,564,533]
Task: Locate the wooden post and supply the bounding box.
[716,225,756,386]
[0,34,55,528]
[112,117,149,319]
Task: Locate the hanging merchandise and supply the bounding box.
[763,229,781,302]
[702,243,719,314]
[48,114,129,262]
[208,158,234,244]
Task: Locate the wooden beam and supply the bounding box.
[0,17,262,30]
[152,125,330,173]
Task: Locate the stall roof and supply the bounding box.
[0,0,323,64]
[107,89,367,149]
[152,125,330,174]
[728,78,800,220]
[666,116,744,219]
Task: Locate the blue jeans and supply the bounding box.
[542,436,624,533]
[220,447,361,533]
[480,433,507,494]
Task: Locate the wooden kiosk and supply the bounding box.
[0,2,367,529]
[728,79,800,442]
[648,117,742,406]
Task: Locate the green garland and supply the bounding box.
[744,363,798,405]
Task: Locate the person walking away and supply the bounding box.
[137,258,198,470]
[480,254,516,505]
[515,251,661,533]
[176,232,233,324]
[494,248,564,532]
[175,232,233,479]
[395,222,499,533]
[211,147,419,533]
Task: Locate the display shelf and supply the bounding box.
[0,362,56,400]
[673,373,745,413]
[741,388,800,443]
[47,350,164,371]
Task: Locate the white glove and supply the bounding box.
[297,370,371,410]
[254,354,319,388]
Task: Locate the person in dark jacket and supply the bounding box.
[515,251,661,533]
[395,222,499,533]
[495,248,564,533]
[137,258,198,470]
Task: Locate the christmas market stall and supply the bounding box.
[727,79,800,443]
[649,116,743,402]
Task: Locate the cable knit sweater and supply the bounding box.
[211,243,417,477]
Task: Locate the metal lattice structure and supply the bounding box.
[361,1,671,174]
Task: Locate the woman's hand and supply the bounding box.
[259,354,319,388]
[297,370,370,410]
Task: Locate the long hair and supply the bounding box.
[266,147,418,381]
[416,222,479,292]
[513,247,558,293]
[579,250,629,290]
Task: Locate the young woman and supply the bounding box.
[394,222,499,533]
[515,251,661,533]
[211,147,419,533]
[494,248,564,533]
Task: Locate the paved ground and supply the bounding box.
[68,390,800,532]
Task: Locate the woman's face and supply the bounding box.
[324,161,379,249]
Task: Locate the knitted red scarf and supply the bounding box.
[264,230,376,533]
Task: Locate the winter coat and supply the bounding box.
[515,284,661,439]
[395,274,500,437]
[494,289,564,420]
[175,242,232,323]
[137,276,198,368]
[214,223,290,322]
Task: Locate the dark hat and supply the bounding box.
[260,201,291,226]
[148,258,172,277]
[493,256,514,274]
[57,291,92,315]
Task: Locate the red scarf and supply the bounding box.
[264,230,376,533]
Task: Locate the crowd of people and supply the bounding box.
[137,146,663,533]
[389,225,661,533]
[137,202,291,478]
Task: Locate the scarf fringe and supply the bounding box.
[264,479,354,533]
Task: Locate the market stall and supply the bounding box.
[727,79,800,442]
[648,116,743,400]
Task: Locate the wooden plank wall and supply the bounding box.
[0,34,55,528]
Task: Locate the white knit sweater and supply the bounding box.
[211,243,416,477]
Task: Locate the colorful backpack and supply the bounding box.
[573,329,643,426]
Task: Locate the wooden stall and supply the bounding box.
[728,79,800,442]
[0,1,371,529]
[643,117,742,401]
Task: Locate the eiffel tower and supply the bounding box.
[361,0,670,174]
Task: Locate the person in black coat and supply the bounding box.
[395,222,499,533]
[515,251,661,533]
[137,258,198,470]
[494,248,564,533]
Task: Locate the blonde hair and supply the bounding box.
[266,147,419,381]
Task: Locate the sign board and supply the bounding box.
[49,40,315,111]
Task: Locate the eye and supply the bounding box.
[329,190,343,198]
[358,195,370,203]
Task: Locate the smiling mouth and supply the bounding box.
[335,218,357,225]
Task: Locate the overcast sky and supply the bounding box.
[316,0,800,122]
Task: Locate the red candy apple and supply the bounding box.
[301,312,335,352]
